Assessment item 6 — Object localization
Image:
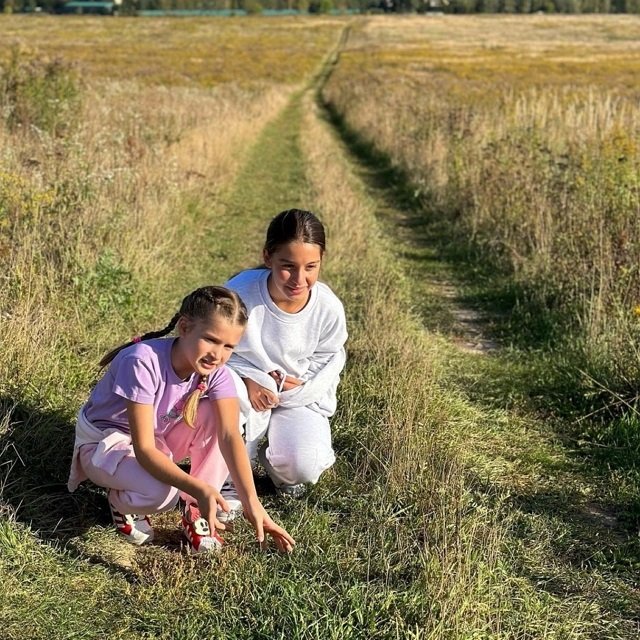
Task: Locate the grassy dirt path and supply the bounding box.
[314,28,640,639]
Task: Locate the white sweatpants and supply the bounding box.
[228,370,335,486]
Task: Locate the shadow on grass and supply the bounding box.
[0,397,154,580]
[0,397,105,540]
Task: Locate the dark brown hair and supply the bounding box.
[264,209,326,257]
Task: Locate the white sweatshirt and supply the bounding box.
[224,269,348,417]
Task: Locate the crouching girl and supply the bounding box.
[67,285,294,554]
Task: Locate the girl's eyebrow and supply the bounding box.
[280,260,320,265]
[203,332,239,348]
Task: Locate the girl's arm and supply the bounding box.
[213,397,296,553]
[276,347,346,413]
[129,399,294,551]
[277,302,348,409]
[127,400,230,530]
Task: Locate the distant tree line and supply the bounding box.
[442,0,640,12]
[385,0,640,11]
[2,0,640,14]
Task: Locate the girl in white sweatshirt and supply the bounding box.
[223,209,347,511]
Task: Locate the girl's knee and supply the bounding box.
[268,446,335,486]
[112,484,179,515]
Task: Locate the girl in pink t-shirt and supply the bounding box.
[68,286,294,554]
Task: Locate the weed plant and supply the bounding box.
[0,47,82,136]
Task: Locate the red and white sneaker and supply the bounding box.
[181,502,224,554]
[109,503,154,546]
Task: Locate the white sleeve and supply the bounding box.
[277,303,348,414]
[277,347,346,415]
[226,354,279,394]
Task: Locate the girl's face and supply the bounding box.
[172,314,244,380]
[264,241,323,312]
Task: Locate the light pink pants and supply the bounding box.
[78,401,229,515]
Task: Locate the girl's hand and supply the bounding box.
[281,376,303,392]
[243,378,279,412]
[244,499,296,553]
[194,485,231,532]
[268,371,303,392]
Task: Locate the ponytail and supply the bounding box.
[182,375,207,429]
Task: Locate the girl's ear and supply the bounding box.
[176,316,191,337]
[263,249,272,268]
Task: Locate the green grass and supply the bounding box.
[316,56,640,633]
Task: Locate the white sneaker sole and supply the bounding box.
[216,498,243,524]
[117,527,155,546]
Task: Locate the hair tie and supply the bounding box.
[132,336,142,343]
[197,382,206,392]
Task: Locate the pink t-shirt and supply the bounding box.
[84,337,237,434]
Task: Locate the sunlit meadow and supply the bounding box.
[324,15,640,393]
[1,14,639,640]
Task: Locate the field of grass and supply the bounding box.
[1,15,342,86]
[323,14,640,435]
[1,14,640,639]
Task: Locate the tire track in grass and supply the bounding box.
[212,95,310,276]
[311,31,640,640]
[206,26,352,282]
[195,93,308,286]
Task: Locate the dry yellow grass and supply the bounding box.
[324,16,640,370]
[1,15,345,87]
[0,80,294,403]
[0,16,346,404]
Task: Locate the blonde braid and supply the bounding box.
[182,375,208,429]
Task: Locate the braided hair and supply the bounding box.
[98,286,248,428]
